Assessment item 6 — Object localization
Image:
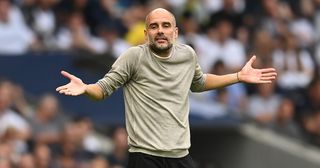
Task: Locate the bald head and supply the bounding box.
[144,8,178,57]
[145,8,176,28]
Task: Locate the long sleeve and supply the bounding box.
[96,47,138,97]
[188,46,206,92]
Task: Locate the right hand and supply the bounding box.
[56,71,87,96]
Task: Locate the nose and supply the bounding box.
[157,26,164,34]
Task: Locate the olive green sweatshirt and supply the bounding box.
[96,43,206,158]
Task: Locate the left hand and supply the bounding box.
[238,55,277,84]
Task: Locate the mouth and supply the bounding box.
[155,37,168,43]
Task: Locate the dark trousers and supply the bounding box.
[127,152,195,168]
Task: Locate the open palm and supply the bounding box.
[56,71,87,96]
[239,56,277,84]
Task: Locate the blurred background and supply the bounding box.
[1,0,320,168]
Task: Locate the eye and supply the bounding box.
[149,24,158,29]
[163,23,171,28]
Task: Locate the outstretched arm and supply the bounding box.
[203,56,277,91]
[56,71,104,100]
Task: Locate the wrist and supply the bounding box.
[83,84,89,95]
[236,72,241,82]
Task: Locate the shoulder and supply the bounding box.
[174,43,197,58]
[122,45,143,56]
[119,45,146,59]
[113,45,146,72]
[175,43,195,52]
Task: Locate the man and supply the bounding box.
[56,8,277,168]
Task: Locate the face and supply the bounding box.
[68,13,85,31]
[18,154,35,168]
[144,9,178,54]
[38,95,59,119]
[217,20,233,42]
[34,144,51,168]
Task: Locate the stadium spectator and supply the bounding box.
[209,0,245,30]
[0,0,37,55]
[55,0,93,31]
[178,11,203,49]
[55,11,105,55]
[202,0,245,15]
[259,0,293,36]
[89,0,127,36]
[250,30,274,68]
[209,60,247,114]
[0,80,31,141]
[97,24,131,58]
[33,143,52,168]
[289,0,315,49]
[54,122,94,167]
[123,4,149,45]
[19,0,36,27]
[189,59,247,118]
[30,0,58,50]
[28,94,67,145]
[10,85,33,118]
[197,18,246,73]
[17,153,35,168]
[272,32,314,94]
[247,83,281,124]
[74,116,113,154]
[271,98,302,139]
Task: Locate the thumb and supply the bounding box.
[246,55,256,66]
[61,70,75,80]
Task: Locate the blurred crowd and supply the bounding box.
[0,80,129,168]
[2,0,320,167]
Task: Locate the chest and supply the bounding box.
[132,53,195,91]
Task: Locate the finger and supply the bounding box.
[70,92,78,96]
[56,86,64,91]
[67,91,78,96]
[258,80,273,84]
[61,70,74,79]
[61,90,73,96]
[59,89,68,94]
[260,76,276,81]
[260,68,276,73]
[56,85,68,91]
[261,72,277,77]
[246,55,257,66]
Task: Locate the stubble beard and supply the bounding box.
[149,41,173,56]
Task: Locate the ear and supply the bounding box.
[174,27,178,39]
[144,29,148,42]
